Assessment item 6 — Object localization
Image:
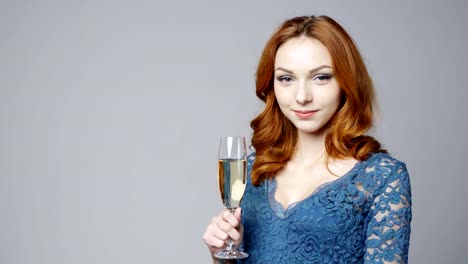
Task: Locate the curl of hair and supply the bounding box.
[250,15,387,186]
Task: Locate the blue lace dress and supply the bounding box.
[238,152,412,263]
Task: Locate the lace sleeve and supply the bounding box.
[364,164,412,263]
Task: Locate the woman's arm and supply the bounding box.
[364,164,412,263]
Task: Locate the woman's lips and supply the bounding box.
[293,110,318,119]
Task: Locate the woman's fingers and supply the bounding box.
[220,209,241,229]
[233,207,242,221]
[203,219,225,250]
[203,208,244,254]
[203,222,226,248]
[217,210,241,241]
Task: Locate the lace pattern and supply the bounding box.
[238,153,412,264]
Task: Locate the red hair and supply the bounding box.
[250,15,386,186]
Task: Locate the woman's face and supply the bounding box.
[273,36,341,135]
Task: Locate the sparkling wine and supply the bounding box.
[218,159,247,209]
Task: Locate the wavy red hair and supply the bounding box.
[250,15,386,186]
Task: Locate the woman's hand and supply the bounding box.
[203,208,243,257]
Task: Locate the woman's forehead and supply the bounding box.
[274,37,333,71]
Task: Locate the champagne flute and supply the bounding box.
[214,136,249,260]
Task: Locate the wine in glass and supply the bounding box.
[214,136,249,260]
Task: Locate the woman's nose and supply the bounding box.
[295,82,312,105]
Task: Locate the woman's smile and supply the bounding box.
[293,110,318,119]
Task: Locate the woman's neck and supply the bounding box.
[290,130,327,167]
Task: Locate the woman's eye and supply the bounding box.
[277,76,294,83]
[314,74,332,83]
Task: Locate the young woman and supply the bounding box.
[203,15,412,263]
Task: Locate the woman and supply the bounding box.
[203,15,412,263]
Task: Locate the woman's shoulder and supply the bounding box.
[359,152,411,193]
[364,152,408,172]
[246,152,256,179]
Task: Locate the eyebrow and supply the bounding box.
[275,65,332,74]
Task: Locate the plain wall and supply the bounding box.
[1,0,467,263]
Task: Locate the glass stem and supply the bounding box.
[226,208,236,251]
[226,240,235,251]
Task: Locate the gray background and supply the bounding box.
[1,0,467,263]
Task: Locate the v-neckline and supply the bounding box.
[266,159,364,219]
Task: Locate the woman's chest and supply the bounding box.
[242,181,370,236]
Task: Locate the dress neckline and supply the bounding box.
[266,158,365,219]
